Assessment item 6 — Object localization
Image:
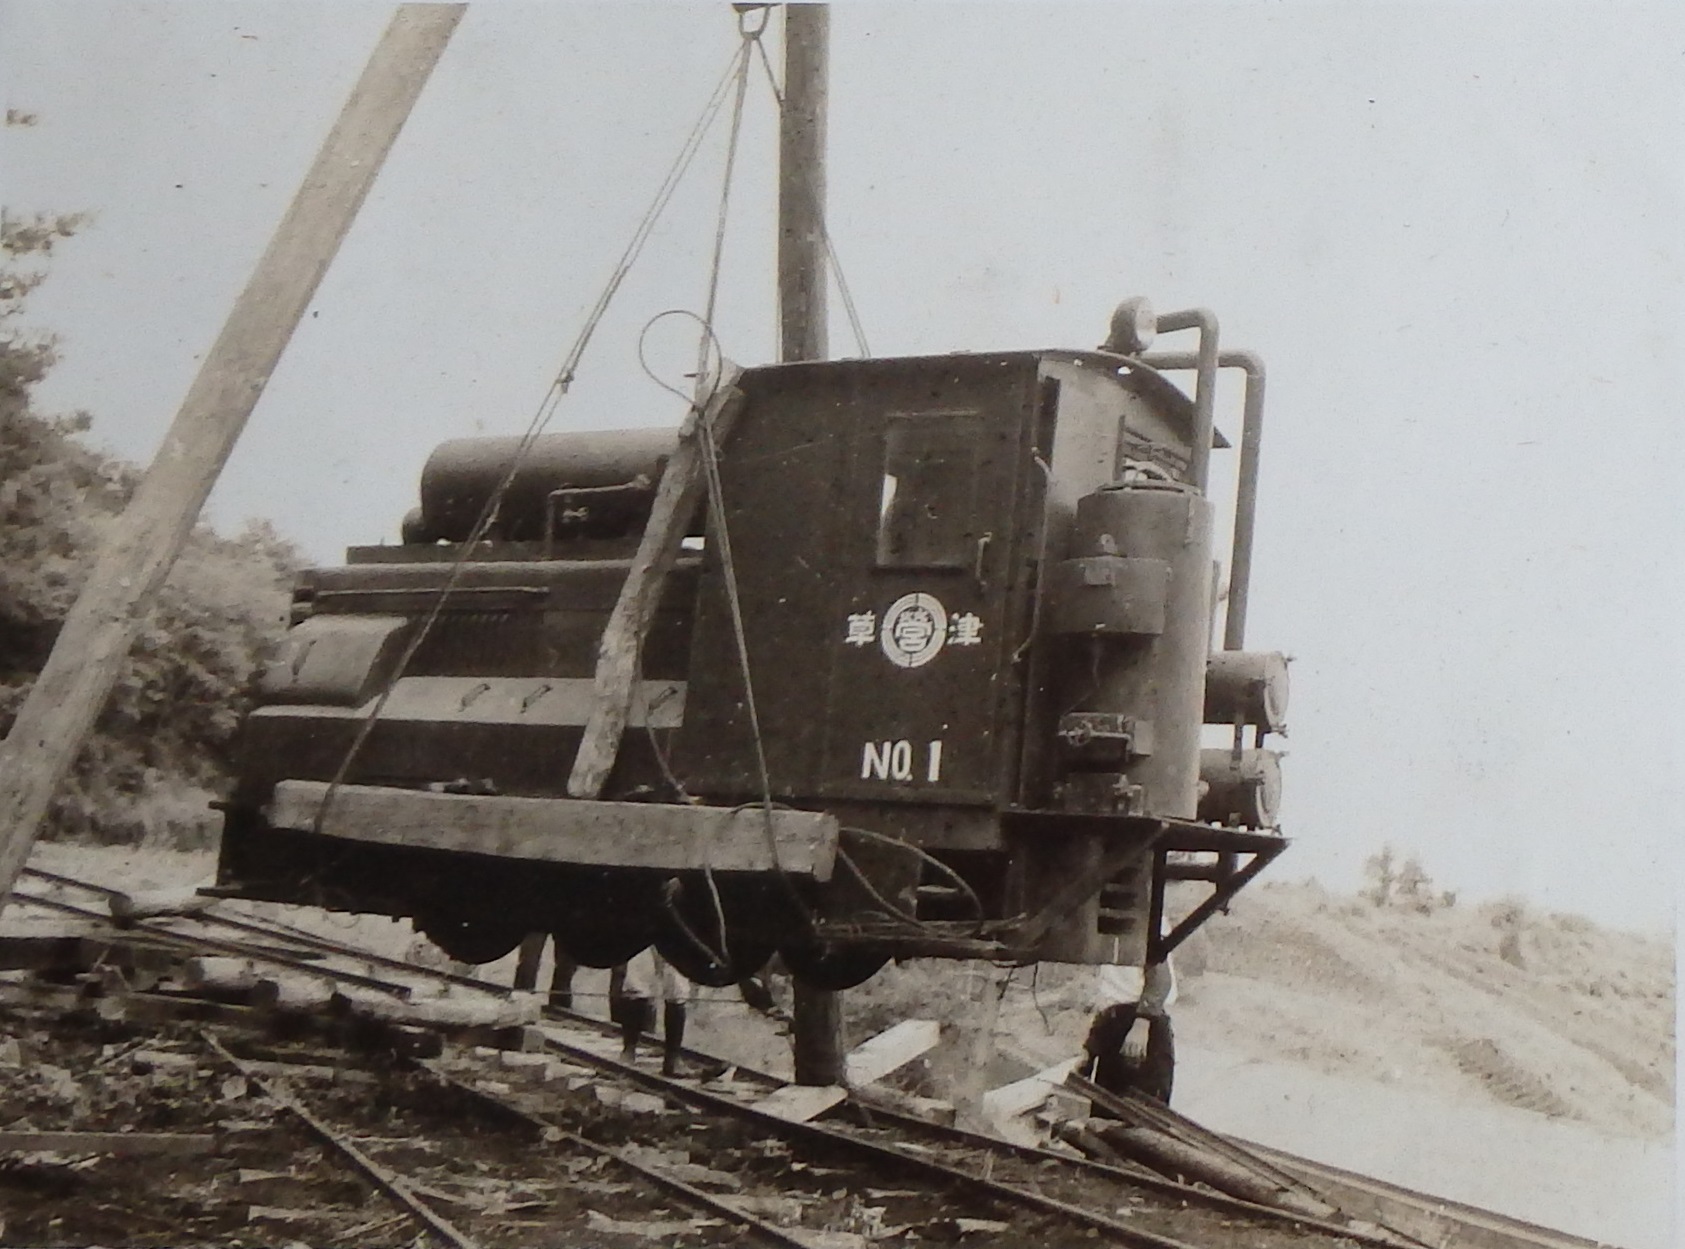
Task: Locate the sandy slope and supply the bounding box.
[975,880,1675,1247]
[1175,1045,1675,1249]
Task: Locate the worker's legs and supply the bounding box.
[1083,1002,1181,1112]
[513,934,546,992]
[661,1000,686,1076]
[619,993,655,1061]
[607,964,629,1026]
[1140,1015,1174,1105]
[548,948,578,1011]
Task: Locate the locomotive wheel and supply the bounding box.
[655,931,774,989]
[553,926,651,970]
[416,911,526,965]
[779,942,889,991]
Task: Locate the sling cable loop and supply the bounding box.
[309,36,750,842]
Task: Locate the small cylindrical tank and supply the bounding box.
[1198,748,1283,828]
[417,428,678,543]
[1204,650,1290,733]
[1048,479,1214,819]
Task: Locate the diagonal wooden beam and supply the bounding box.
[567,365,745,798]
[0,4,465,910]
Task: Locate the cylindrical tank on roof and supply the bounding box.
[416,428,678,543]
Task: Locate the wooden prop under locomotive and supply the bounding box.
[213,300,1290,990]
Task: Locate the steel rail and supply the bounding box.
[544,1005,788,1091]
[21,865,509,997]
[21,868,1561,1249]
[21,866,126,898]
[544,1004,1419,1248]
[415,1058,813,1249]
[1231,1137,1611,1249]
[540,1031,1213,1249]
[545,1005,1411,1249]
[201,1031,481,1249]
[838,1092,1420,1249]
[1074,1074,1329,1201]
[10,888,415,999]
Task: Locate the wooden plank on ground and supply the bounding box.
[332,989,541,1031]
[0,1130,220,1157]
[751,1018,940,1124]
[980,1057,1080,1123]
[268,780,839,879]
[538,1023,621,1059]
[845,1019,939,1086]
[0,918,105,971]
[749,1083,847,1123]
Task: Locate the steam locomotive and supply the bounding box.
[213,300,1289,990]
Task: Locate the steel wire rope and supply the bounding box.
[676,22,759,978]
[307,41,749,846]
[751,31,871,357]
[835,826,985,931]
[635,311,819,957]
[607,17,769,980]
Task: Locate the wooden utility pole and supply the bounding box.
[0,4,464,909]
[779,2,845,1088]
[778,3,829,363]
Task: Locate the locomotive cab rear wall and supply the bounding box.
[671,352,1203,842]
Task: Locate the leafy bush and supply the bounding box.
[1363,843,1453,914]
[1,210,301,845]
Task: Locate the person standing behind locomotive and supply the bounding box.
[613,948,697,1076]
[1081,957,1177,1105]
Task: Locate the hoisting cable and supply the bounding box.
[639,12,826,944]
[683,9,772,971]
[751,30,871,357]
[309,39,750,841]
[636,314,819,948]
[686,28,758,975]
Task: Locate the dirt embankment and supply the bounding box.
[1175,881,1674,1141]
[941,881,1672,1145]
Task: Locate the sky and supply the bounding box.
[2,1,1681,930]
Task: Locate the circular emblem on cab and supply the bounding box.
[880,593,948,668]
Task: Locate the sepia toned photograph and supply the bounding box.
[0,3,1676,1246]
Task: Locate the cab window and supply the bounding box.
[875,411,981,569]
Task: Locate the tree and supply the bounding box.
[1362,844,1397,908]
[1,210,301,844]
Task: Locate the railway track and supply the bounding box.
[534,1020,1389,1249]
[2,865,1609,1249]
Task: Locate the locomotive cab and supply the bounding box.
[214,302,1289,988]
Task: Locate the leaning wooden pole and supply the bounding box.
[567,365,746,799]
[778,1,845,1089]
[0,3,464,910]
